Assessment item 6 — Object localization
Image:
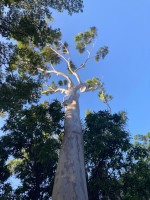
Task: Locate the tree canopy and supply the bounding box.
[0,0,84,116]
[0,0,83,65]
[1,107,150,199]
[84,111,149,200]
[0,100,64,199]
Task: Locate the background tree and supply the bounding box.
[0,100,64,200]
[119,133,150,200]
[0,0,83,66]
[0,140,13,200]
[84,111,150,200]
[84,111,130,200]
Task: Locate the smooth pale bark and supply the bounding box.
[52,95,88,200]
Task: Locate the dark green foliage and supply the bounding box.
[120,161,150,200]
[0,73,41,114]
[62,42,68,54]
[58,80,63,86]
[1,108,150,199]
[84,111,150,200]
[67,61,77,74]
[0,0,83,67]
[84,111,125,199]
[0,139,13,199]
[64,80,68,86]
[51,81,57,90]
[0,100,64,199]
[95,46,109,62]
[42,45,61,64]
[119,133,150,200]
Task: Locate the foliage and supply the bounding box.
[0,100,64,199]
[0,0,84,117]
[0,108,150,199]
[0,139,13,199]
[0,73,41,115]
[0,0,83,66]
[84,111,130,200]
[1,1,149,198]
[119,133,150,200]
[84,111,150,200]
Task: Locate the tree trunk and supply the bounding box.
[52,96,88,200]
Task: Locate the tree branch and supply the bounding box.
[75,41,96,72]
[41,87,67,94]
[37,66,73,88]
[49,44,82,84]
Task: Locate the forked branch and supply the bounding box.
[37,66,73,88]
[75,41,96,72]
[48,44,82,84]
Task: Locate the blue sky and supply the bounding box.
[50,0,150,138]
[0,0,150,140]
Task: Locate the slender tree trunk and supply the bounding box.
[52,96,88,200]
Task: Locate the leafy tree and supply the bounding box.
[0,0,84,118]
[84,111,150,200]
[0,140,13,200]
[1,21,110,198]
[38,27,110,200]
[119,133,150,200]
[84,111,130,200]
[0,0,83,66]
[0,100,64,199]
[0,73,41,115]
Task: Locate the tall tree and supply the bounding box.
[3,24,111,199]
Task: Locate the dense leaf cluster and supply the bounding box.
[84,111,150,200]
[0,100,64,199]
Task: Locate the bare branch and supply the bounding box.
[42,87,67,94]
[106,102,111,113]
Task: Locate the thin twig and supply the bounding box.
[75,41,96,72]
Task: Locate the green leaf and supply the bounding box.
[58,80,63,86]
[64,80,68,86]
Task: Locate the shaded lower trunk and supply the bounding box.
[52,98,88,200]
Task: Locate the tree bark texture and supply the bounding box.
[52,97,88,200]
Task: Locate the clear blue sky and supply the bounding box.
[50,0,150,138]
[1,0,150,140]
